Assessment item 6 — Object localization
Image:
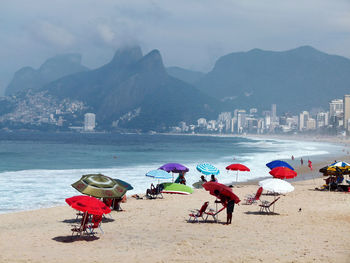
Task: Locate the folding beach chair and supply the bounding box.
[188,201,209,223]
[244,187,263,205]
[88,214,104,235]
[259,197,280,214]
[71,212,90,237]
[146,184,164,199]
[204,206,225,223]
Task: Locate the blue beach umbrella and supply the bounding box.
[146,170,173,180]
[114,179,134,191]
[266,160,294,171]
[196,163,220,176]
[328,161,350,168]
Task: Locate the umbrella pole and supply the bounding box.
[236,171,238,183]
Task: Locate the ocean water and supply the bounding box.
[0,132,342,214]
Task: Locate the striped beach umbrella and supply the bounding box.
[327,161,350,171]
[196,163,220,176]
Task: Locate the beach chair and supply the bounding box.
[146,184,164,199]
[204,206,226,223]
[71,212,90,237]
[88,214,104,235]
[244,187,263,205]
[259,197,280,214]
[188,201,209,223]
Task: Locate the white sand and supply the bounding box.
[0,175,350,263]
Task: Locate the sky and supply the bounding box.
[0,0,350,94]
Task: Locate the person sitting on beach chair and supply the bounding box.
[146,183,164,199]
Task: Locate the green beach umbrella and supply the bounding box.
[72,174,127,198]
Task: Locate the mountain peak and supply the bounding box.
[137,49,165,74]
[110,46,143,66]
[6,53,88,96]
[40,53,83,71]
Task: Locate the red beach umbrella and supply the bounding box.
[269,167,297,179]
[226,163,250,182]
[226,164,250,171]
[66,195,111,216]
[203,182,240,204]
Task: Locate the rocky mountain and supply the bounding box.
[196,46,350,113]
[6,54,89,96]
[43,46,219,130]
[166,66,205,84]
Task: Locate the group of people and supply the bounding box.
[200,174,218,183]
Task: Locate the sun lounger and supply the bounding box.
[259,197,280,214]
[188,201,209,223]
[244,187,263,205]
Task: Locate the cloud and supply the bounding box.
[30,21,76,48]
[0,0,350,94]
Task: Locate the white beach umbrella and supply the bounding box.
[259,178,294,194]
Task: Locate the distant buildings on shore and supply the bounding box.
[170,94,350,136]
[84,113,96,132]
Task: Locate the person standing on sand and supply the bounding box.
[300,158,304,165]
[213,190,234,225]
[291,155,294,160]
[308,159,312,171]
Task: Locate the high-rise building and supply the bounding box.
[306,118,316,130]
[197,118,207,127]
[271,104,277,122]
[218,112,232,132]
[329,99,343,118]
[343,95,350,132]
[237,110,246,133]
[316,112,328,128]
[84,113,96,131]
[299,111,309,131]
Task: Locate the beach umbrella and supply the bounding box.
[203,182,240,204]
[146,170,173,180]
[196,163,220,176]
[72,174,127,198]
[66,195,111,216]
[259,178,294,194]
[326,161,350,172]
[114,179,134,191]
[269,167,297,179]
[225,163,250,182]
[266,160,294,171]
[159,163,189,173]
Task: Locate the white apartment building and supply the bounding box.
[84,113,96,131]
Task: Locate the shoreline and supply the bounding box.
[1,176,349,262]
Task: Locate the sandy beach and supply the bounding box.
[1,158,350,263]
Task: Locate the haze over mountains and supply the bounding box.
[6,54,89,96]
[4,45,350,131]
[31,47,217,130]
[195,46,350,113]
